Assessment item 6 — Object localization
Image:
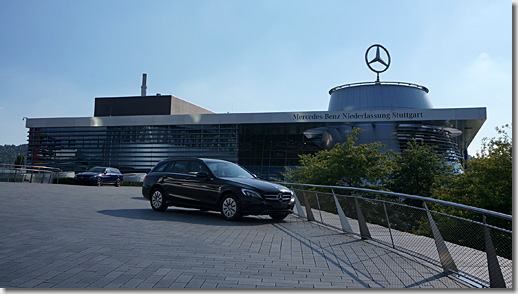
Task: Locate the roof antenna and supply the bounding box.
[141,73,147,96]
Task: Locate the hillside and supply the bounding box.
[0,144,28,165]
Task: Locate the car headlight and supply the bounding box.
[242,189,262,199]
[289,191,295,202]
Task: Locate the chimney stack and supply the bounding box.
[141,73,147,96]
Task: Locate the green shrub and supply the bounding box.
[121,181,143,187]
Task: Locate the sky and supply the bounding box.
[0,0,512,155]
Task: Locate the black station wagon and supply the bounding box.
[142,158,295,221]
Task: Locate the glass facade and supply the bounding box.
[28,122,324,180]
[27,120,464,180]
[28,124,239,174]
[239,123,321,179]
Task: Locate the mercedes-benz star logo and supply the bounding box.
[277,193,284,202]
[365,44,391,82]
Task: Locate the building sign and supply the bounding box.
[26,107,485,128]
[292,110,424,122]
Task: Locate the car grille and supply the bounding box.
[264,193,292,202]
[76,175,91,180]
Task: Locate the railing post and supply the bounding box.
[291,190,306,218]
[314,192,323,222]
[354,197,371,239]
[424,203,458,272]
[383,203,395,249]
[332,189,353,233]
[301,190,316,221]
[483,215,506,288]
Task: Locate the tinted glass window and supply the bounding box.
[205,162,254,178]
[171,161,188,174]
[88,167,106,173]
[153,161,170,172]
[187,161,209,175]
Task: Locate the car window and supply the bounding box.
[153,161,170,173]
[206,162,254,178]
[187,161,209,175]
[113,168,121,174]
[171,161,188,174]
[88,167,105,173]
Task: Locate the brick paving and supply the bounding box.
[0,182,474,289]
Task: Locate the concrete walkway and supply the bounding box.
[0,182,473,289]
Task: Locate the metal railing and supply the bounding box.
[281,182,512,289]
[328,81,429,94]
[0,164,61,184]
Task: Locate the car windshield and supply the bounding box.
[205,162,254,179]
[87,167,106,173]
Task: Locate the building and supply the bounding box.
[25,47,486,180]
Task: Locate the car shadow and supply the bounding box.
[131,197,148,201]
[97,207,286,226]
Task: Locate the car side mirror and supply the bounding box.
[196,172,209,178]
[104,171,108,175]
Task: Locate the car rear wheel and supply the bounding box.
[115,178,121,187]
[269,213,289,220]
[96,178,102,186]
[150,188,168,212]
[220,194,242,221]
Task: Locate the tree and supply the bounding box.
[282,128,394,188]
[14,154,25,166]
[0,144,28,164]
[435,125,512,216]
[387,139,455,197]
[426,125,512,258]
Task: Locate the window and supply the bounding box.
[153,161,171,172]
[187,161,209,175]
[88,167,106,174]
[206,162,253,178]
[171,161,188,174]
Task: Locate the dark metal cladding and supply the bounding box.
[328,82,432,111]
[317,81,463,165]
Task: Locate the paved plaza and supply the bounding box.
[0,182,474,289]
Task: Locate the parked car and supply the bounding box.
[142,158,295,221]
[74,167,123,187]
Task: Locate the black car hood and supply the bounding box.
[223,178,291,193]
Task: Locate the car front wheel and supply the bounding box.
[220,194,242,221]
[150,188,168,212]
[96,178,102,186]
[115,178,121,187]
